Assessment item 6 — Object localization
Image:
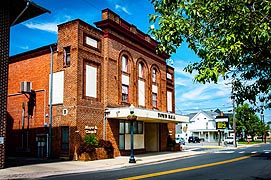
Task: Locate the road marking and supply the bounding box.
[187,148,201,151]
[214,151,234,154]
[118,154,255,180]
[239,151,245,154]
[251,151,257,154]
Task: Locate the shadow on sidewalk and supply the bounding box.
[6,156,64,168]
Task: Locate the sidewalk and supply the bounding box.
[0,142,259,180]
[0,150,205,179]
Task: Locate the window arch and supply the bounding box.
[119,51,133,104]
[137,60,147,107]
[152,68,157,83]
[138,62,144,78]
[150,65,160,109]
[122,55,128,72]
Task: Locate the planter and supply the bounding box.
[78,148,113,161]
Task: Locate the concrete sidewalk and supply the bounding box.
[0,150,205,179]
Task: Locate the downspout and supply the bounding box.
[48,45,54,158]
[11,0,30,26]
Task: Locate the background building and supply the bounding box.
[7,9,188,160]
[176,110,230,143]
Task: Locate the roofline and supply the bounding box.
[9,43,57,63]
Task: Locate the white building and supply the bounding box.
[176,110,230,143]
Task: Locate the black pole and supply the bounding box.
[129,121,136,163]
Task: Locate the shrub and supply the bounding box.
[98,139,114,158]
[84,134,98,146]
[77,142,96,156]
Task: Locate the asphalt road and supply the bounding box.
[40,143,271,180]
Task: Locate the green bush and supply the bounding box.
[84,134,98,146]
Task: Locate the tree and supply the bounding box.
[149,0,271,109]
[235,103,261,140]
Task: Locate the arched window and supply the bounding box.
[122,55,128,72]
[152,68,157,83]
[138,62,144,78]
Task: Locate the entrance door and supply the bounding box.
[61,127,69,154]
[145,123,159,152]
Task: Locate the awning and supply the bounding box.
[105,107,189,123]
[9,0,50,26]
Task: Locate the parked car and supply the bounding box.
[188,136,200,143]
[175,137,186,145]
[224,136,234,144]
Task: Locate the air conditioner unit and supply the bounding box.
[20,81,32,93]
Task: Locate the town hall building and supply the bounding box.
[7,9,188,159]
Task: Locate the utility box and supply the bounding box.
[20,81,32,93]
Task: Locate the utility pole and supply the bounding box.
[232,95,237,147]
[225,81,237,148]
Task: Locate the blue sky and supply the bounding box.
[9,0,270,121]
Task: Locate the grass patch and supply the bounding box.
[238,140,265,145]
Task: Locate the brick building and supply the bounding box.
[7,9,188,159]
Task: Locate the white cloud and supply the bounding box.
[19,45,29,50]
[23,22,58,33]
[115,4,131,15]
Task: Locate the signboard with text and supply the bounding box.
[216,122,229,130]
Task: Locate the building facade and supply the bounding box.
[7,9,188,159]
[176,111,229,143]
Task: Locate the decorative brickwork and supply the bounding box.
[0,5,10,169]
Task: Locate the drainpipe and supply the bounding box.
[11,0,30,26]
[48,45,54,158]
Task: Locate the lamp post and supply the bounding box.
[260,108,266,144]
[128,104,136,163]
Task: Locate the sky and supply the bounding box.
[9,0,271,122]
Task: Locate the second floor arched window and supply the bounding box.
[122,55,128,72]
[152,68,157,83]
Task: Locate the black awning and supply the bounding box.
[9,0,50,26]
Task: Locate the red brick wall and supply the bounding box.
[8,51,54,156]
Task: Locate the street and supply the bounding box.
[39,143,271,180]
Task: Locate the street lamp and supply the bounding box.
[128,104,136,163]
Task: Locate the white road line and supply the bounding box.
[188,148,201,151]
[251,151,257,154]
[214,151,235,154]
[239,151,245,154]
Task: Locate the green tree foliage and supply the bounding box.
[235,103,261,140]
[149,0,271,108]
